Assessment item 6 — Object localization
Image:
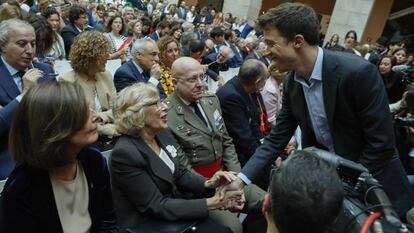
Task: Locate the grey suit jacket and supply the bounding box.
[109,130,212,230]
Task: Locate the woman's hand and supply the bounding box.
[206,189,244,210]
[204,171,237,189]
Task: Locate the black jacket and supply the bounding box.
[1,147,118,233]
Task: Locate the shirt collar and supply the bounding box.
[294,47,323,85]
[132,60,144,74]
[1,56,21,76]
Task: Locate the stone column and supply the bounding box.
[324,0,375,47]
[222,0,263,21]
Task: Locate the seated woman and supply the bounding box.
[104,16,129,63]
[378,55,405,104]
[110,83,240,233]
[60,31,118,150]
[42,7,66,61]
[157,35,181,96]
[2,82,118,232]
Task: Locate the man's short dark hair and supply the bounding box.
[224,30,234,41]
[238,59,267,85]
[376,36,388,46]
[157,20,170,30]
[189,39,205,53]
[210,27,224,39]
[69,5,87,25]
[270,150,344,233]
[257,3,320,46]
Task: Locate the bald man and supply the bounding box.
[165,57,265,233]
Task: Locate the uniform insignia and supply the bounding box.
[177,125,184,131]
[208,99,213,105]
[185,129,192,136]
[177,105,183,113]
[214,109,222,127]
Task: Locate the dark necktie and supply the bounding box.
[190,102,208,127]
[16,70,26,92]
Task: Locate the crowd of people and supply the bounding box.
[1,0,414,233]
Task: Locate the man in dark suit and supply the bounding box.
[224,30,244,68]
[147,20,170,42]
[195,22,207,41]
[0,19,54,179]
[217,60,267,165]
[201,46,233,88]
[221,3,414,219]
[176,1,187,20]
[193,7,213,25]
[245,38,271,67]
[114,38,166,99]
[61,5,89,59]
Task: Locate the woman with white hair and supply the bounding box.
[110,83,241,232]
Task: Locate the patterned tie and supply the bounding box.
[190,102,208,127]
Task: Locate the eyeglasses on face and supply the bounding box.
[179,73,207,84]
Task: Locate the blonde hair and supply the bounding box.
[113,83,159,136]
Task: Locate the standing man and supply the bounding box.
[223,2,414,220]
[113,38,166,99]
[0,19,54,179]
[147,20,171,42]
[176,1,187,20]
[166,57,265,233]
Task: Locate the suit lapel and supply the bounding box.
[131,136,174,185]
[127,61,142,81]
[0,58,20,99]
[172,93,212,135]
[321,50,339,133]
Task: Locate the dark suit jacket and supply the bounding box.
[1,147,118,233]
[147,31,159,41]
[217,77,263,164]
[193,14,213,25]
[201,52,229,82]
[113,60,166,98]
[110,130,212,230]
[241,49,414,216]
[176,7,187,19]
[61,24,81,59]
[245,52,270,67]
[0,59,54,179]
[228,44,244,68]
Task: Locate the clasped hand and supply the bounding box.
[205,171,245,212]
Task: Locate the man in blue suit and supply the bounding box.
[224,30,243,68]
[114,38,166,99]
[0,19,54,179]
[147,20,170,42]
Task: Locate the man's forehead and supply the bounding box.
[9,27,35,40]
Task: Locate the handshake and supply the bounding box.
[204,171,246,212]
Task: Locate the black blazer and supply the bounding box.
[217,77,263,164]
[1,147,118,233]
[113,60,166,98]
[110,130,213,230]
[241,49,414,216]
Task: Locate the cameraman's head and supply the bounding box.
[401,89,414,114]
[263,150,344,233]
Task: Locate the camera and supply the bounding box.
[396,116,414,127]
[304,147,412,233]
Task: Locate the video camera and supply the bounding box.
[303,147,412,233]
[392,64,414,84]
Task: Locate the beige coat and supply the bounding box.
[60,70,117,137]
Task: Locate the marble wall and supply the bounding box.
[324,0,375,47]
[222,0,263,21]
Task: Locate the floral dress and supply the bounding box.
[160,65,174,96]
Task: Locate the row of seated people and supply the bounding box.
[0,74,344,233]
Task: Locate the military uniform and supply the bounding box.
[165,91,241,174]
[165,91,265,233]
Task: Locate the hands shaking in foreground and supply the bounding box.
[204,171,246,212]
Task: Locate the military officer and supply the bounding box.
[165,57,265,233]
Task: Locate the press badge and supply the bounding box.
[214,109,222,127]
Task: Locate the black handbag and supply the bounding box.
[125,218,198,233]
